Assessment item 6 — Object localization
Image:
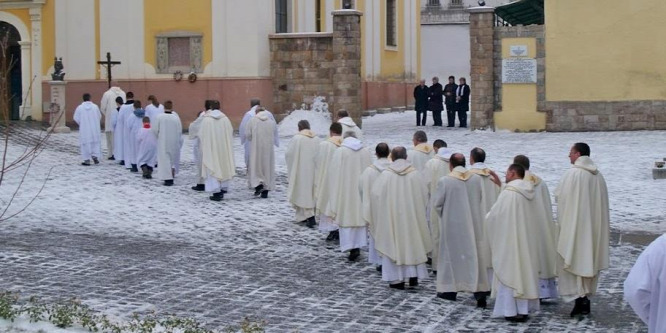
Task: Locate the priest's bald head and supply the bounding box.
[376,143,390,159]
[506,164,526,183]
[569,142,591,164]
[449,153,466,171]
[329,122,343,137]
[298,120,311,131]
[412,130,428,146]
[470,147,486,164]
[390,146,407,161]
[513,154,530,170]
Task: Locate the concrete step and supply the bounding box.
[377,108,392,114]
[362,110,377,117]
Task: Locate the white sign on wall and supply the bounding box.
[510,45,528,57]
[502,58,537,84]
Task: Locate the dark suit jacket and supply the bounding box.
[428,83,444,112]
[413,85,429,112]
[443,83,458,105]
[455,84,470,112]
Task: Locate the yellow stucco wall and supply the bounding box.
[379,0,405,80]
[546,0,666,101]
[144,0,212,70]
[495,37,546,131]
[42,1,55,77]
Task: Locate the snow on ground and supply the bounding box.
[0,111,663,332]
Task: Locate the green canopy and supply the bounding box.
[494,0,544,26]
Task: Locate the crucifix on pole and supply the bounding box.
[97,52,121,88]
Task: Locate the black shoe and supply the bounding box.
[210,191,224,201]
[389,282,405,290]
[326,230,339,241]
[305,216,316,229]
[260,190,269,198]
[580,296,591,315]
[376,265,382,272]
[254,184,264,196]
[164,180,174,186]
[505,315,528,323]
[108,156,115,160]
[476,298,487,309]
[81,160,91,166]
[92,157,99,165]
[409,277,418,287]
[119,160,125,166]
[130,164,139,172]
[348,248,360,261]
[191,184,205,191]
[570,297,586,317]
[436,292,457,301]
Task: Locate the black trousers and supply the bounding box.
[446,103,456,127]
[457,109,468,128]
[416,110,427,126]
[432,110,443,126]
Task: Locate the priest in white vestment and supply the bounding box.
[424,143,453,272]
[136,116,157,179]
[315,123,343,240]
[124,101,145,172]
[199,100,236,201]
[246,107,279,198]
[144,95,165,123]
[239,99,260,170]
[326,132,372,261]
[486,164,541,322]
[286,120,321,226]
[115,92,135,165]
[371,146,432,289]
[624,234,666,333]
[433,153,490,307]
[100,86,125,159]
[73,93,102,166]
[188,100,212,191]
[337,110,363,140]
[514,155,559,300]
[359,143,391,268]
[153,101,183,186]
[407,130,434,172]
[554,143,609,317]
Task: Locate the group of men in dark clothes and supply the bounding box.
[414,76,470,128]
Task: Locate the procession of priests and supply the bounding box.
[74,90,657,325]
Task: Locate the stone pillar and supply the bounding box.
[47,81,70,133]
[332,10,363,127]
[29,7,43,122]
[468,7,495,130]
[18,41,32,119]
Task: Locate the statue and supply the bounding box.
[51,57,66,81]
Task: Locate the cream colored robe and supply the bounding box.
[486,179,540,300]
[153,112,183,181]
[371,159,432,266]
[360,158,391,228]
[199,110,236,183]
[314,136,343,217]
[555,156,610,300]
[433,166,489,293]
[338,117,363,140]
[470,162,500,271]
[425,149,453,266]
[525,171,559,280]
[188,110,206,184]
[246,111,278,190]
[100,87,125,132]
[325,137,372,228]
[407,143,434,172]
[286,130,321,220]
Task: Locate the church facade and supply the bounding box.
[0,0,420,128]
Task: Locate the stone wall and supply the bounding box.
[546,101,666,131]
[468,7,495,130]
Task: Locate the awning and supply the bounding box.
[494,0,544,26]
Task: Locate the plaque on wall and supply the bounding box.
[510,45,528,57]
[502,58,537,84]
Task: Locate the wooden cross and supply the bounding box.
[97,52,121,88]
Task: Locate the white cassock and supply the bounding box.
[314,136,343,233]
[424,148,453,271]
[73,101,102,161]
[525,170,559,299]
[144,103,165,124]
[486,179,540,318]
[371,159,432,283]
[114,101,134,162]
[624,234,666,333]
[433,166,490,294]
[200,110,236,193]
[326,137,372,252]
[285,129,321,221]
[407,143,434,172]
[359,157,391,266]
[153,112,183,181]
[470,162,500,282]
[554,156,610,302]
[136,126,157,168]
[239,105,258,169]
[100,87,125,158]
[338,117,363,140]
[246,110,278,191]
[124,110,144,168]
[189,110,206,185]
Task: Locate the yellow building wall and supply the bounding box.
[379,0,405,80]
[143,0,212,71]
[495,37,546,131]
[42,1,55,77]
[546,0,666,101]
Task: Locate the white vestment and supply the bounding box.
[424,148,453,269]
[145,103,165,124]
[555,156,610,301]
[470,162,500,275]
[285,129,321,221]
[326,137,372,251]
[200,110,235,192]
[114,101,134,161]
[240,106,278,170]
[246,110,278,191]
[433,167,489,293]
[407,143,434,172]
[136,127,157,168]
[486,179,541,317]
[189,110,206,184]
[73,101,102,161]
[153,112,183,181]
[371,159,432,282]
[100,87,125,158]
[338,117,363,140]
[624,234,666,333]
[124,110,144,167]
[314,136,343,232]
[360,158,391,265]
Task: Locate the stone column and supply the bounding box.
[18,41,32,119]
[29,7,43,122]
[332,10,363,127]
[47,81,71,133]
[468,7,495,130]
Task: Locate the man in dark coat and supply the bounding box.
[443,76,458,127]
[414,79,429,126]
[455,77,471,128]
[428,77,444,126]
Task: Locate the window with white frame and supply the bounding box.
[386,0,397,47]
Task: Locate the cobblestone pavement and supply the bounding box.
[0,117,661,332]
